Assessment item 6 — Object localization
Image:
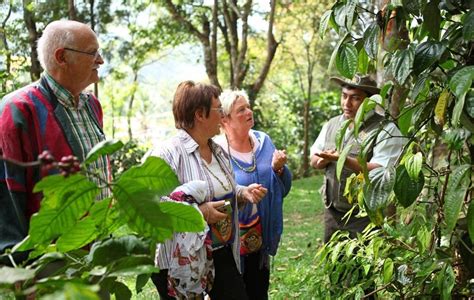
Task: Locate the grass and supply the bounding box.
[126,175,325,299]
[269,175,324,299]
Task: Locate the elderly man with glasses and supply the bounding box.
[0,20,110,265]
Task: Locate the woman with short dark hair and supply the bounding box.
[148,81,267,299]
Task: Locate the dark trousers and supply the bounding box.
[242,252,269,300]
[209,246,248,300]
[324,206,371,243]
[151,246,248,300]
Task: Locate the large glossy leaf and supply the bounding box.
[439,264,455,300]
[107,255,155,275]
[358,48,369,74]
[394,165,424,208]
[117,156,178,194]
[335,119,352,152]
[363,23,380,59]
[463,10,474,41]
[29,175,99,244]
[336,43,358,79]
[411,74,430,102]
[467,200,474,243]
[449,66,474,99]
[364,166,396,212]
[319,10,332,39]
[89,235,149,266]
[416,226,431,253]
[421,0,441,40]
[336,144,353,181]
[434,89,451,126]
[159,201,206,232]
[391,46,415,85]
[413,41,446,75]
[398,106,414,135]
[84,139,124,165]
[89,197,123,235]
[328,33,349,71]
[405,152,423,181]
[354,100,376,137]
[56,217,98,252]
[444,164,471,233]
[0,267,35,284]
[383,258,394,284]
[466,90,474,119]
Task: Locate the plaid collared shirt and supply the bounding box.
[44,73,111,199]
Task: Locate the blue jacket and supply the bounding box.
[230,130,292,257]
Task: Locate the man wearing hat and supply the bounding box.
[310,74,403,243]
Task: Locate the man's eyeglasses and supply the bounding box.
[64,47,101,59]
[210,107,225,116]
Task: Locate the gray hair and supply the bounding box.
[37,20,82,72]
[219,89,250,115]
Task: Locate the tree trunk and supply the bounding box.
[1,2,12,93]
[68,0,77,20]
[22,0,41,81]
[127,71,139,141]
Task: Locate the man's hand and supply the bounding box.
[317,149,339,162]
[243,183,268,204]
[199,201,228,224]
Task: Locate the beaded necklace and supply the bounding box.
[226,134,257,173]
[201,143,233,192]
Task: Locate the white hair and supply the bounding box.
[37,20,83,72]
[219,89,250,115]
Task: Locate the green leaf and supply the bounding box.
[333,3,346,28]
[89,197,123,234]
[391,47,415,85]
[29,175,99,244]
[363,23,380,59]
[344,0,357,29]
[118,156,178,194]
[380,81,393,100]
[108,281,132,300]
[416,226,431,253]
[89,235,149,266]
[0,267,35,284]
[335,119,352,152]
[413,41,446,75]
[444,164,471,233]
[328,33,349,72]
[319,10,332,39]
[56,217,98,252]
[402,0,422,15]
[110,264,159,277]
[394,164,424,208]
[353,99,376,137]
[364,167,396,213]
[466,90,474,119]
[398,106,414,135]
[434,89,452,126]
[358,48,369,74]
[383,258,394,284]
[336,145,353,181]
[136,274,150,294]
[336,43,358,79]
[411,74,430,101]
[440,264,455,300]
[421,0,441,40]
[159,201,206,232]
[467,200,474,244]
[463,10,474,41]
[84,139,124,165]
[405,152,423,181]
[449,66,474,99]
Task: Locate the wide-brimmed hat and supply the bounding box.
[330,74,380,95]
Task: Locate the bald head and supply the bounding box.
[37,20,96,73]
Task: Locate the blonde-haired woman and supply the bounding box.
[215,90,292,300]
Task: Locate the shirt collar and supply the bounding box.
[43,72,89,109]
[177,129,222,155]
